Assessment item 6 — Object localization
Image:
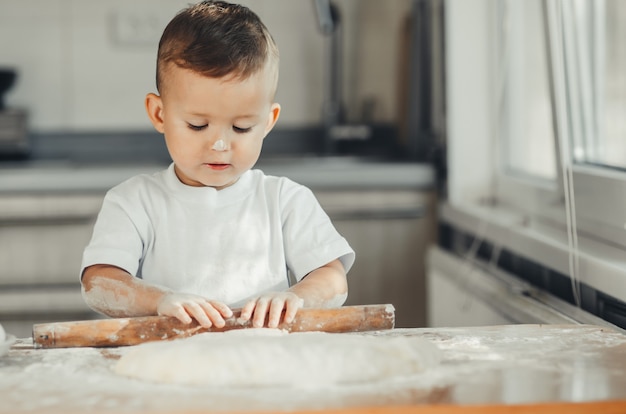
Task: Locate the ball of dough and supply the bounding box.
[114,329,442,388]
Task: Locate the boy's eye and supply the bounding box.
[233,126,252,134]
[188,123,208,131]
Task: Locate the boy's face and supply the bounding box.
[146,63,280,189]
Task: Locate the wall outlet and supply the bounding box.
[109,9,168,47]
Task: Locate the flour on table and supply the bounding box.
[113,328,442,388]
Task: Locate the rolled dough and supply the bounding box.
[114,329,442,388]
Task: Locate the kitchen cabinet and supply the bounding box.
[426,246,621,329]
[0,193,105,337]
[315,189,437,328]
[0,194,102,285]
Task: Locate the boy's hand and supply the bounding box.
[157,292,233,329]
[239,292,304,329]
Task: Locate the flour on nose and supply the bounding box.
[212,139,228,151]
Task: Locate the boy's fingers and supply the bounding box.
[267,299,286,328]
[184,302,213,328]
[252,298,270,328]
[171,307,193,324]
[212,302,233,318]
[283,299,302,324]
[238,301,256,323]
[199,302,226,328]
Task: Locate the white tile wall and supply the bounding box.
[0,0,411,132]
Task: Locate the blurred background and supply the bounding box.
[0,0,436,147]
[1,0,412,131]
[1,0,626,338]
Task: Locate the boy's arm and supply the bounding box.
[239,258,348,329]
[287,258,348,308]
[81,264,232,328]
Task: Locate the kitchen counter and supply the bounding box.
[0,158,434,193]
[1,324,626,413]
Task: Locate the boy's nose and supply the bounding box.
[212,139,229,151]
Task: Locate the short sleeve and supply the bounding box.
[80,188,147,279]
[280,181,355,281]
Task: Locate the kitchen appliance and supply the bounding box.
[401,0,446,163]
[313,0,373,155]
[0,68,29,157]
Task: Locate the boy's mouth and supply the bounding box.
[205,163,230,171]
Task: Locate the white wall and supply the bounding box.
[0,0,412,132]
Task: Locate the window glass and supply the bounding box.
[586,0,626,169]
[500,0,557,181]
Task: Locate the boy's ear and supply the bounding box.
[262,103,281,139]
[145,93,165,134]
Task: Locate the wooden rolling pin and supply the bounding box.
[32,304,395,349]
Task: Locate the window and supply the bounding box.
[599,1,626,169]
[494,0,626,247]
[569,0,626,169]
[443,0,626,317]
[499,0,557,181]
[499,0,626,176]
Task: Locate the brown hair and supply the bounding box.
[156,1,279,94]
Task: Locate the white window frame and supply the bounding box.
[444,0,626,306]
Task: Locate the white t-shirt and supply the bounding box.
[81,164,355,307]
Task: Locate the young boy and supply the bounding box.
[80,1,354,330]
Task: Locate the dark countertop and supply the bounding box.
[1,324,626,413]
